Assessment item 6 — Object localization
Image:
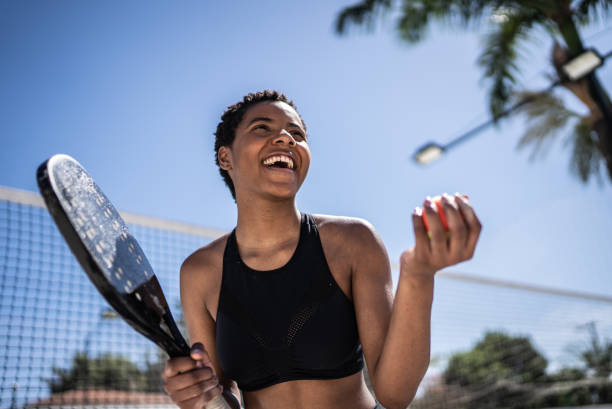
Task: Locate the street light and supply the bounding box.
[414,142,445,164]
[413,48,610,165]
[562,49,603,81]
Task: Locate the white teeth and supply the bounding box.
[263,155,294,169]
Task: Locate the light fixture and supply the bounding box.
[412,48,610,165]
[562,49,603,81]
[413,142,445,165]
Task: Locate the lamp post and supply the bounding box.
[413,48,610,165]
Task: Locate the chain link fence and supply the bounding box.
[1,186,611,409]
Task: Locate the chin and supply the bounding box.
[267,190,298,201]
[263,184,300,201]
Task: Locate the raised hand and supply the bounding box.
[401,193,481,278]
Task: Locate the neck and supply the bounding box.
[234,194,301,250]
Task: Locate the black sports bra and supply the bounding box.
[215,213,364,391]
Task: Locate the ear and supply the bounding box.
[218,146,233,171]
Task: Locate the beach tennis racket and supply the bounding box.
[36,154,230,409]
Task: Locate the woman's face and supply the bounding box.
[219,101,311,201]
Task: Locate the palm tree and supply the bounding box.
[579,322,612,378]
[335,0,612,183]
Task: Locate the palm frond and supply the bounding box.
[568,119,604,183]
[478,7,544,117]
[396,0,507,43]
[514,90,579,159]
[335,0,393,35]
[513,0,563,16]
[336,0,500,42]
[449,0,500,26]
[573,0,612,25]
[396,2,440,43]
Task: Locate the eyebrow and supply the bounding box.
[247,117,273,126]
[247,116,304,130]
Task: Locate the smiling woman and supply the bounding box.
[161,90,482,409]
[216,97,311,203]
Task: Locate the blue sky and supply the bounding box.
[1,0,611,299]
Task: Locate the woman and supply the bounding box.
[162,90,481,409]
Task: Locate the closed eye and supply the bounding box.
[291,130,306,141]
[254,124,270,131]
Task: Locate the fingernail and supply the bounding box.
[455,192,469,203]
[444,193,458,208]
[413,206,423,216]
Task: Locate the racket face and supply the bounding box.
[45,154,153,293]
[37,154,188,357]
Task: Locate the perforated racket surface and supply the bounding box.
[37,154,229,409]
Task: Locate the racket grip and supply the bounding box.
[205,395,232,409]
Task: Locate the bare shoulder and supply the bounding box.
[313,214,379,248]
[181,234,228,275]
[180,234,230,307]
[312,214,388,274]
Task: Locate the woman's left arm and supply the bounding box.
[352,194,481,409]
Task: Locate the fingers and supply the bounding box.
[163,343,221,409]
[454,193,482,259]
[190,342,214,370]
[164,364,215,391]
[422,198,447,259]
[407,193,481,275]
[412,207,429,254]
[163,356,202,380]
[442,194,468,259]
[178,385,223,409]
[166,369,222,405]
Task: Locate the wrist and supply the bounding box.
[400,259,435,280]
[399,263,435,287]
[399,271,435,287]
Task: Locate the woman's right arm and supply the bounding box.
[163,246,241,409]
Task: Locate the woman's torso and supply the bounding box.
[202,214,376,409]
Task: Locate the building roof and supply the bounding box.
[27,389,175,409]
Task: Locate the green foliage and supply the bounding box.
[336,0,495,41]
[569,118,605,182]
[335,0,392,34]
[335,0,612,184]
[444,331,548,387]
[545,367,586,382]
[579,322,612,378]
[514,90,578,158]
[477,8,542,117]
[512,90,607,184]
[433,331,546,408]
[574,0,612,24]
[47,351,165,393]
[418,330,612,408]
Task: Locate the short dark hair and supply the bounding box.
[214,90,306,200]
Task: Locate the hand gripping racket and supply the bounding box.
[36,154,230,409]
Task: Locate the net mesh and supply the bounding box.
[0,195,205,409]
[1,188,611,409]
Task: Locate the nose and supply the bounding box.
[273,129,296,146]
